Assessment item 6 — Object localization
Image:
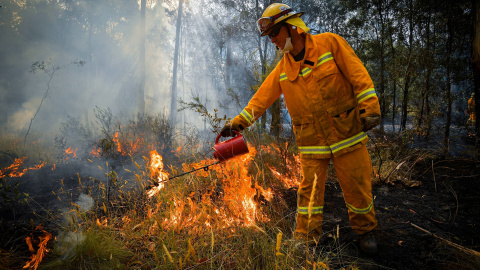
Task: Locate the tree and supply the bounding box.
[138,0,146,115]
[473,0,480,156]
[170,0,184,126]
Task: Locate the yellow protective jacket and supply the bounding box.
[232,32,381,158]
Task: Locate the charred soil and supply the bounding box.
[309,157,480,270]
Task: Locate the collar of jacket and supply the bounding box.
[282,33,320,81]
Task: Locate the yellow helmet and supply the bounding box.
[256,3,303,36]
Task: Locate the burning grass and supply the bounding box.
[31,139,311,269]
[0,127,384,269]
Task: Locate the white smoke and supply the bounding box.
[56,193,95,260]
[6,97,41,132]
[75,193,95,212]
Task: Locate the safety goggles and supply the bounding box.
[256,8,293,34]
[266,23,285,38]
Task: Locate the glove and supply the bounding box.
[362,116,381,132]
[220,122,244,137]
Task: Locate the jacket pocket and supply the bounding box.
[311,63,338,101]
[292,116,318,146]
[327,99,362,138]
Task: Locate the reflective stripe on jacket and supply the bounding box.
[232,32,381,158]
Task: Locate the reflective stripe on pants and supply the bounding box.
[295,144,378,240]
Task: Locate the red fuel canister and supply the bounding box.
[213,131,249,162]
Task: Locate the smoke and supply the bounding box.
[55,193,94,260]
[0,1,172,136]
[0,1,259,141]
[75,193,95,212]
[6,97,40,132]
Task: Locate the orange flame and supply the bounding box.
[0,158,47,178]
[23,224,51,270]
[89,147,101,158]
[64,147,78,161]
[111,132,144,156]
[0,157,27,178]
[147,146,278,232]
[113,132,122,153]
[147,150,169,197]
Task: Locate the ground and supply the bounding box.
[307,157,480,269]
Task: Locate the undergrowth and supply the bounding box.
[1,112,478,270]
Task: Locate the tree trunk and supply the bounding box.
[170,0,183,125]
[392,78,397,132]
[472,0,480,156]
[138,0,146,115]
[443,4,454,155]
[270,99,281,136]
[225,25,232,91]
[390,30,397,132]
[401,0,414,131]
[375,0,386,133]
[257,0,274,130]
[418,13,432,137]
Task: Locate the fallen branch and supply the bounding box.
[410,223,480,258]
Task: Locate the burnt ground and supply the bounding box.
[306,157,480,270]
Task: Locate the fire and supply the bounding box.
[0,157,27,178]
[0,158,47,179]
[23,224,52,270]
[146,146,278,232]
[113,132,122,153]
[147,150,169,197]
[64,147,77,160]
[268,166,300,188]
[111,132,144,156]
[89,147,101,157]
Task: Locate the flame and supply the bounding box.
[147,150,169,197]
[113,132,122,153]
[23,224,51,270]
[89,147,101,158]
[146,146,279,233]
[268,166,300,188]
[111,132,144,156]
[0,157,27,178]
[64,147,77,161]
[0,158,47,179]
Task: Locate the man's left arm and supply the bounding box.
[328,33,381,130]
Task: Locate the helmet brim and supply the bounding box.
[259,12,304,36]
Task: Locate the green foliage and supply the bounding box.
[40,229,133,270]
[0,178,20,204]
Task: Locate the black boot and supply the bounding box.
[358,233,378,254]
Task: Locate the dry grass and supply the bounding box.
[4,118,471,270]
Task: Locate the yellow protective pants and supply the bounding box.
[295,145,377,242]
[467,113,476,125]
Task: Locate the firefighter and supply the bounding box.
[467,93,475,126]
[220,3,381,253]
